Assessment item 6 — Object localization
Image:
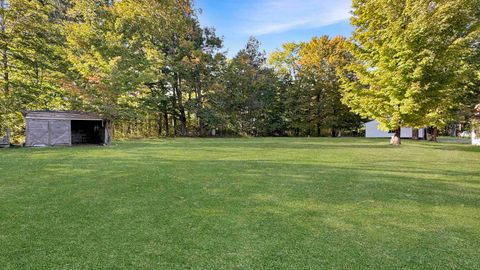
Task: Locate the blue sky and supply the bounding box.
[194,0,354,57]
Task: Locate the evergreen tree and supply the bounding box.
[215,37,283,136]
[270,36,363,136]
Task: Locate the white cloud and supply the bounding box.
[239,0,352,36]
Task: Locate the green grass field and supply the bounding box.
[1,138,479,269]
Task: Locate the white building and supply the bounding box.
[365,120,426,139]
[472,131,480,146]
[472,104,480,146]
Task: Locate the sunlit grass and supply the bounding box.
[0,138,479,269]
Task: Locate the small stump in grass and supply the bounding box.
[390,134,401,145]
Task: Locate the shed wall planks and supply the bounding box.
[26,119,71,146]
[26,119,49,146]
[49,120,71,146]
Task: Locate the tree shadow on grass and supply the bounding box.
[3,147,479,269]
[113,138,480,154]
[47,150,479,209]
[112,140,393,152]
[425,144,480,153]
[6,141,478,222]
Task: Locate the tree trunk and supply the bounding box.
[412,128,419,140]
[0,1,9,94]
[173,115,177,137]
[429,127,438,142]
[450,124,457,137]
[127,122,131,136]
[187,91,191,121]
[195,69,205,136]
[1,46,8,94]
[157,113,162,136]
[164,113,169,136]
[174,73,187,136]
[316,93,321,137]
[390,128,401,145]
[331,128,336,137]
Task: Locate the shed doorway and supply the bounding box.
[71,120,103,145]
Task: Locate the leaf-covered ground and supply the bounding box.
[0,138,479,269]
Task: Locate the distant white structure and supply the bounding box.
[472,104,480,146]
[472,131,480,146]
[365,120,426,139]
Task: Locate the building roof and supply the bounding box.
[23,111,105,121]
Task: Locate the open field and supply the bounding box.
[0,138,479,269]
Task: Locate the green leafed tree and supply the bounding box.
[214,37,284,136]
[0,0,70,140]
[270,36,364,136]
[341,0,480,144]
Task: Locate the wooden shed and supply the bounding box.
[24,111,111,147]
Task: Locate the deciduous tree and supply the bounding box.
[341,0,480,144]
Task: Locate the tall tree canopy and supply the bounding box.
[270,36,364,136]
[0,0,69,138]
[212,37,284,136]
[341,0,480,143]
[1,0,477,141]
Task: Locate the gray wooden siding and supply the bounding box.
[25,111,103,121]
[23,111,110,147]
[104,121,112,145]
[26,119,71,147]
[49,120,71,146]
[26,119,49,146]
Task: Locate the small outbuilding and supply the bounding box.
[365,120,426,139]
[24,111,111,147]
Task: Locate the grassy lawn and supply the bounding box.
[0,138,479,269]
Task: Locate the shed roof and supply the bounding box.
[23,111,105,121]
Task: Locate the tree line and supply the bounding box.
[1,0,479,143]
